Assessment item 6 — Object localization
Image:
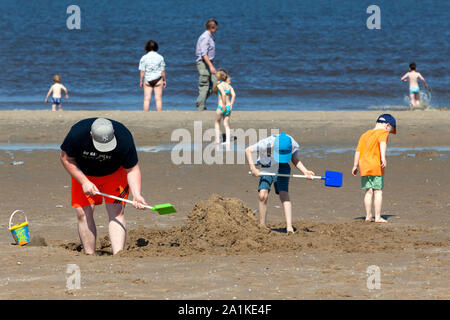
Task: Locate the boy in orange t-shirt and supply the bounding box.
[352,114,397,223]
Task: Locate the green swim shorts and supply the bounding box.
[361,175,384,190]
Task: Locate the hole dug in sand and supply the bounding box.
[62,194,450,257]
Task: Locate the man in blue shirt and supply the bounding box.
[195,19,218,111]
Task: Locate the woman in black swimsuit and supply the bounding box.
[139,40,167,111]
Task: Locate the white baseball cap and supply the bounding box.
[91,118,117,152]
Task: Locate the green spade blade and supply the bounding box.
[151,203,176,215]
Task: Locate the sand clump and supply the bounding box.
[28,235,48,247]
[62,194,450,257]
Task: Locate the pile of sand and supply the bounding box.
[62,194,450,257]
[118,194,266,256]
[28,235,48,247]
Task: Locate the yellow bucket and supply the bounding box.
[9,210,30,246]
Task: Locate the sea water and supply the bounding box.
[0,0,448,111]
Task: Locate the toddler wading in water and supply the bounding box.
[45,75,69,111]
[401,62,428,109]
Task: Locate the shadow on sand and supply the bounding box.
[354,214,397,221]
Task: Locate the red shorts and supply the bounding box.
[71,167,129,207]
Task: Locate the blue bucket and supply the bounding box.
[9,210,30,246]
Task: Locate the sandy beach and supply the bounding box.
[0,110,449,299]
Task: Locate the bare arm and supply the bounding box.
[62,85,69,99]
[400,72,409,82]
[245,146,260,177]
[219,86,227,107]
[380,141,387,168]
[60,150,98,195]
[139,70,145,88]
[418,73,428,88]
[229,86,236,109]
[291,151,314,179]
[44,86,53,102]
[352,151,360,176]
[125,164,147,209]
[161,70,166,88]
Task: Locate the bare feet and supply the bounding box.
[374,217,388,223]
[286,227,297,235]
[365,216,373,222]
[259,223,269,230]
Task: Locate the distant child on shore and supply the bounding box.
[246,132,315,233]
[213,69,236,145]
[352,114,397,223]
[45,75,69,111]
[401,62,427,109]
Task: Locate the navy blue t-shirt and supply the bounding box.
[60,118,138,176]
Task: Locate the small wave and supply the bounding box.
[367,105,410,111]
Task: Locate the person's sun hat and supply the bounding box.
[91,118,117,152]
[376,114,397,134]
[273,132,293,163]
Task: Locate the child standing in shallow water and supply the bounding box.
[352,114,397,223]
[213,69,236,145]
[401,62,427,109]
[45,75,69,111]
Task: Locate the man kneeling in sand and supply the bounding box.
[60,118,147,255]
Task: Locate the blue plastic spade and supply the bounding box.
[320,170,343,187]
[249,170,343,188]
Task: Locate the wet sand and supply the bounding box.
[0,110,449,299]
